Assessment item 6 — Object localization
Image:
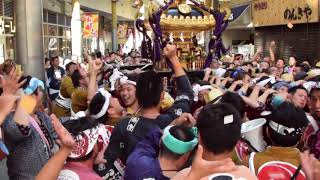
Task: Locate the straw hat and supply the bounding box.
[280,73,294,82]
[305,69,320,81]
[204,88,223,104]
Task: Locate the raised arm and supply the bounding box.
[35,114,75,180]
[257,89,277,105]
[269,41,276,66]
[87,55,103,103]
[203,68,212,82]
[252,47,262,62]
[0,69,24,125]
[228,80,243,92]
[163,44,185,78]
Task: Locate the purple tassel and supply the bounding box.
[153,38,161,61]
[149,0,175,64]
[204,53,213,68]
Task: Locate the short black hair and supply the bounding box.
[88,92,108,124]
[197,80,210,86]
[71,70,82,88]
[127,74,140,83]
[288,85,308,95]
[269,102,308,147]
[243,62,253,67]
[224,69,234,78]
[277,58,285,63]
[220,92,246,119]
[66,62,77,72]
[95,51,102,59]
[296,63,310,72]
[309,87,320,96]
[50,56,59,61]
[136,70,163,109]
[197,103,241,154]
[63,116,97,162]
[234,71,250,82]
[44,57,50,63]
[261,68,270,74]
[160,125,194,160]
[63,116,97,136]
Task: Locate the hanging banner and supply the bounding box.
[117,23,128,44]
[82,13,99,38]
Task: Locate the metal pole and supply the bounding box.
[112,0,118,52]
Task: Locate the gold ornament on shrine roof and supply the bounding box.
[178,4,192,14]
[160,0,216,32]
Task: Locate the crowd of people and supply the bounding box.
[0,41,319,180]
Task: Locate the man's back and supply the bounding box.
[173,166,257,180]
[244,146,305,179]
[58,162,102,180]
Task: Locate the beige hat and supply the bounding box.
[280,73,294,82]
[305,69,320,81]
[204,88,224,104]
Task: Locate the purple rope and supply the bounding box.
[148,0,229,68]
[150,0,175,62]
[136,19,152,60]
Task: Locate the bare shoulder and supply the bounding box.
[171,167,190,180]
[235,165,257,180]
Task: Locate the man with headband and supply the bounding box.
[192,81,213,104]
[173,103,256,179]
[244,102,308,179]
[125,125,198,179]
[87,87,124,126]
[118,75,140,115]
[57,116,111,180]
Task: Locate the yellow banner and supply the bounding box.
[82,13,99,38]
[253,0,319,27]
[117,23,128,44]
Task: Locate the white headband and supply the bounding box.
[269,120,302,136]
[119,76,136,86]
[109,69,124,91]
[69,126,99,158]
[193,84,213,101]
[257,77,276,87]
[91,88,111,119]
[257,78,271,87]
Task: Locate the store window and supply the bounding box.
[0,0,15,62]
[3,0,13,17]
[43,9,72,59]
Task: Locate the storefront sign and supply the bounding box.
[283,5,312,21]
[0,18,15,35]
[82,13,99,38]
[253,0,319,27]
[228,4,250,22]
[254,1,267,11]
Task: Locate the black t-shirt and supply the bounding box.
[95,105,190,178]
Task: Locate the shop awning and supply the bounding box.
[227,4,252,29]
